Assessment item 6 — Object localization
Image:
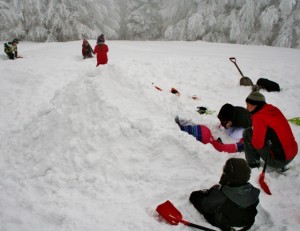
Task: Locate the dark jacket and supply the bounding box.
[218,104,252,129]
[82,41,93,58]
[251,104,298,160]
[231,106,252,128]
[190,184,260,231]
[4,42,18,56]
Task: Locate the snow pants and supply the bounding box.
[6,52,15,60]
[243,127,293,169]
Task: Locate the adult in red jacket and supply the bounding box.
[94,34,109,67]
[243,91,298,170]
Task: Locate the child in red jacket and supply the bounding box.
[94,34,109,67]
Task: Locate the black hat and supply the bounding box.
[219,158,251,186]
[218,103,234,121]
[246,91,266,106]
[12,38,19,44]
[97,34,105,43]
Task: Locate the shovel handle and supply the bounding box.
[229,57,244,77]
[229,57,236,63]
[181,220,217,231]
[188,222,217,231]
[259,140,273,195]
[263,140,272,173]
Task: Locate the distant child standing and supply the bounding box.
[94,34,109,67]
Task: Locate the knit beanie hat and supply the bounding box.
[246,91,266,106]
[12,38,19,44]
[218,103,234,122]
[219,158,251,186]
[97,34,105,43]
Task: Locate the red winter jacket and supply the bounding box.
[94,43,109,66]
[251,104,298,160]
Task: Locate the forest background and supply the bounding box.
[0,0,299,48]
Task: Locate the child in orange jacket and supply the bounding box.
[94,34,109,67]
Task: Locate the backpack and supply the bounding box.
[256,78,280,92]
[4,43,9,52]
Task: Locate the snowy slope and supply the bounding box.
[0,40,300,231]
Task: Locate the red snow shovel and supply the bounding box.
[156,200,216,231]
[259,141,272,195]
[229,57,254,86]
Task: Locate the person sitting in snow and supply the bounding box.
[94,34,109,67]
[4,38,22,60]
[218,103,252,141]
[243,91,298,170]
[190,158,260,231]
[82,39,94,59]
[175,116,244,153]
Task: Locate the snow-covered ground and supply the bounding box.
[0,40,299,231]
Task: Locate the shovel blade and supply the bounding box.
[240,77,254,86]
[259,172,272,195]
[156,200,183,225]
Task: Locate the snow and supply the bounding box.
[1,40,300,231]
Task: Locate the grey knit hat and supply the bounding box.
[246,91,266,106]
[219,158,251,186]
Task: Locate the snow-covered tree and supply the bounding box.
[0,0,120,42]
[0,0,299,48]
[123,0,162,40]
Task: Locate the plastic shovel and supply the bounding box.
[156,200,216,231]
[259,141,272,195]
[229,57,254,86]
[288,117,300,126]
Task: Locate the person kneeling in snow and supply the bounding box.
[82,39,94,59]
[94,34,109,67]
[4,38,22,60]
[190,158,260,231]
[217,103,252,142]
[243,91,298,170]
[175,116,244,153]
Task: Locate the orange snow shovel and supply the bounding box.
[259,141,272,195]
[156,200,216,231]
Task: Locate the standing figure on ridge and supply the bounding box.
[94,34,109,67]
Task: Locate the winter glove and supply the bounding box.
[197,106,207,114]
[236,141,244,152]
[197,106,215,115]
